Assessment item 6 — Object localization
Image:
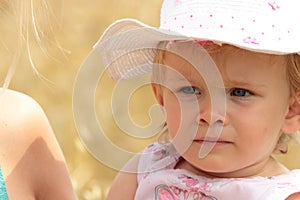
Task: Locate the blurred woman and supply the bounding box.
[0,1,77,199]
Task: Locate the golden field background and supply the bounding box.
[0,0,300,199]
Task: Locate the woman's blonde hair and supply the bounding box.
[152,41,300,154]
[1,0,62,89]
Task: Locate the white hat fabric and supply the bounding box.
[92,0,300,79]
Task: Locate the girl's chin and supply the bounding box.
[181,156,238,177]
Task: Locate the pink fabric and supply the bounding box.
[135,142,300,200]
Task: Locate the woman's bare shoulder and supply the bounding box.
[0,88,45,116]
[0,89,49,146]
[0,89,77,199]
[0,88,58,167]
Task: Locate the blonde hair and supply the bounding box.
[1,0,62,90]
[152,41,300,154]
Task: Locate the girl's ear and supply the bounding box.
[281,91,300,134]
[151,83,164,106]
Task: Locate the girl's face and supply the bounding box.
[153,45,293,178]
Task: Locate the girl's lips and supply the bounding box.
[194,139,232,145]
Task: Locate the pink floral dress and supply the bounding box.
[135,142,300,200]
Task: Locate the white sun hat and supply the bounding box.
[90,0,300,79]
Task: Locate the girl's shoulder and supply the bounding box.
[286,192,300,200]
[138,142,180,172]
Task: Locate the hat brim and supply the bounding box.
[90,18,299,79]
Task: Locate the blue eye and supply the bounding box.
[230,88,252,97]
[181,86,200,94]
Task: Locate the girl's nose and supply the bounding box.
[197,113,227,126]
[196,101,228,126]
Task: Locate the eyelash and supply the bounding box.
[180,86,201,95]
[229,88,253,97]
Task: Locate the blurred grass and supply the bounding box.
[0,0,162,199]
[0,0,299,199]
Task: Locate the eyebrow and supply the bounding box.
[165,76,187,82]
[224,80,266,89]
[163,77,192,88]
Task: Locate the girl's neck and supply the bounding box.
[175,156,289,179]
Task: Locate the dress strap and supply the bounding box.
[0,166,9,200]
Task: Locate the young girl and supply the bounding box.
[86,0,300,199]
[0,1,77,199]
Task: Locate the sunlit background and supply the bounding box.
[0,0,299,199]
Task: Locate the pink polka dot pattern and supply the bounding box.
[158,0,300,54]
[95,0,300,80]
